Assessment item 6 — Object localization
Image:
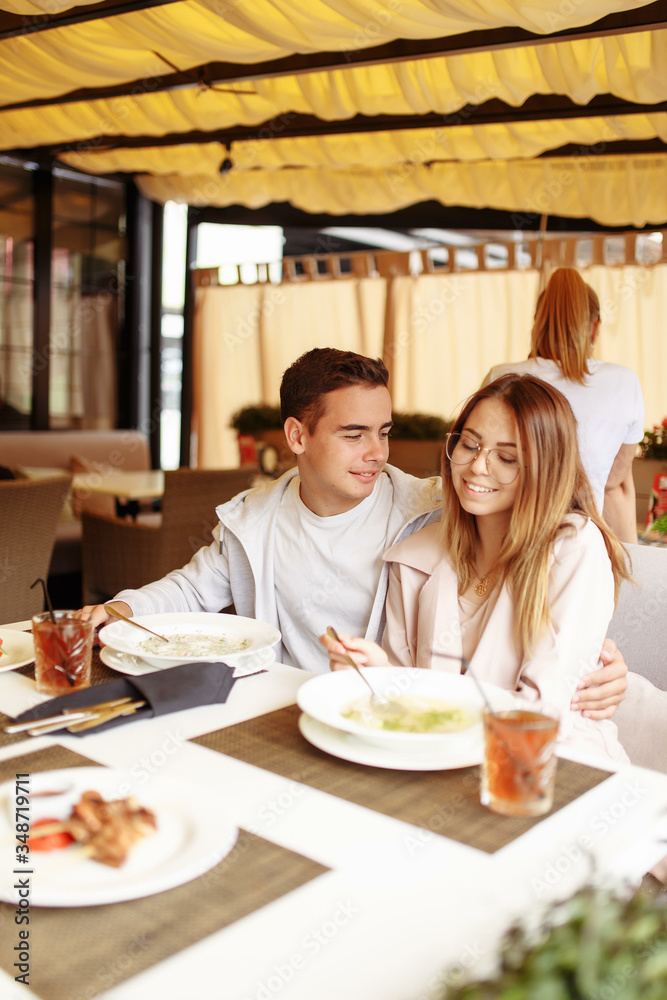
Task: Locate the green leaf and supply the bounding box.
[643,946,667,981]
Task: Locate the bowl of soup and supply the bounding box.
[297,667,514,750]
[99,612,281,669]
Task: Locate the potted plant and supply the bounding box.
[230,404,292,470]
[439,882,667,999]
[230,404,283,437]
[634,419,667,529]
[388,412,452,478]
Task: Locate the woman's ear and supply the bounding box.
[591,318,601,345]
[283,416,307,455]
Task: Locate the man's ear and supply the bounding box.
[284,416,307,455]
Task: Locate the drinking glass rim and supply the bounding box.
[482,708,559,729]
[32,611,92,626]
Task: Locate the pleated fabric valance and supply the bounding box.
[7,30,665,148]
[0,0,653,107]
[132,154,667,229]
[1,0,666,223]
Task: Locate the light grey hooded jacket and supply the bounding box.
[116,464,442,664]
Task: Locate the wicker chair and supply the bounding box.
[0,476,73,622]
[81,467,254,604]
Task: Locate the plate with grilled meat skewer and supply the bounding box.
[0,768,237,906]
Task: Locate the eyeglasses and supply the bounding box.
[445,432,520,485]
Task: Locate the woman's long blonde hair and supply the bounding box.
[530,268,600,384]
[439,374,630,657]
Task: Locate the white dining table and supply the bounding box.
[73,470,164,519]
[72,471,165,503]
[1,619,666,1000]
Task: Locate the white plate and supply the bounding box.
[0,767,238,907]
[99,612,281,669]
[0,627,34,671]
[298,713,485,771]
[99,645,163,675]
[297,668,515,750]
[99,643,274,678]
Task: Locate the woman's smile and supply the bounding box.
[462,478,498,495]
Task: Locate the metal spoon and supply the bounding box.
[326,626,406,718]
[104,605,169,642]
[429,650,497,716]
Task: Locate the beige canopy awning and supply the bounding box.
[2,0,666,225]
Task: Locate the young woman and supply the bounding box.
[322,374,632,763]
[484,268,644,543]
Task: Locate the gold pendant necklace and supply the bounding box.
[473,565,497,597]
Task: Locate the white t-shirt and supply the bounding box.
[486,358,645,510]
[274,474,394,672]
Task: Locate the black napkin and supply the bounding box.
[13,661,238,736]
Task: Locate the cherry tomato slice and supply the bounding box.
[27,817,75,851]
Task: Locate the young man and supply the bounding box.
[83,348,625,718]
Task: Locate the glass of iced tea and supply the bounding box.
[31,611,93,695]
[481,708,559,817]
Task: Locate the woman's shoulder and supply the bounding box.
[382,521,444,573]
[487,358,559,380]
[552,512,608,562]
[586,359,642,387]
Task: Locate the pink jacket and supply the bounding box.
[382,515,628,763]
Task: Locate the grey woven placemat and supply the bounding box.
[193,704,612,855]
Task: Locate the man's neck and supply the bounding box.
[297,480,368,517]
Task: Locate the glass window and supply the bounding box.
[49,169,127,429]
[0,160,34,427]
[160,203,187,468]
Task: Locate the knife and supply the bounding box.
[3,697,137,735]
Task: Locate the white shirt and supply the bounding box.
[274,474,394,672]
[486,358,645,510]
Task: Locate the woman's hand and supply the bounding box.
[570,637,628,719]
[319,631,389,671]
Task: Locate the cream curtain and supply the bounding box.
[194,278,385,467]
[0,278,32,419]
[49,289,117,428]
[388,269,540,420]
[194,283,265,470]
[80,294,117,429]
[588,264,667,432]
[194,264,666,470]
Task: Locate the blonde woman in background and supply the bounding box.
[484,268,644,543]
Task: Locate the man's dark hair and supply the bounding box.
[280,348,389,431]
